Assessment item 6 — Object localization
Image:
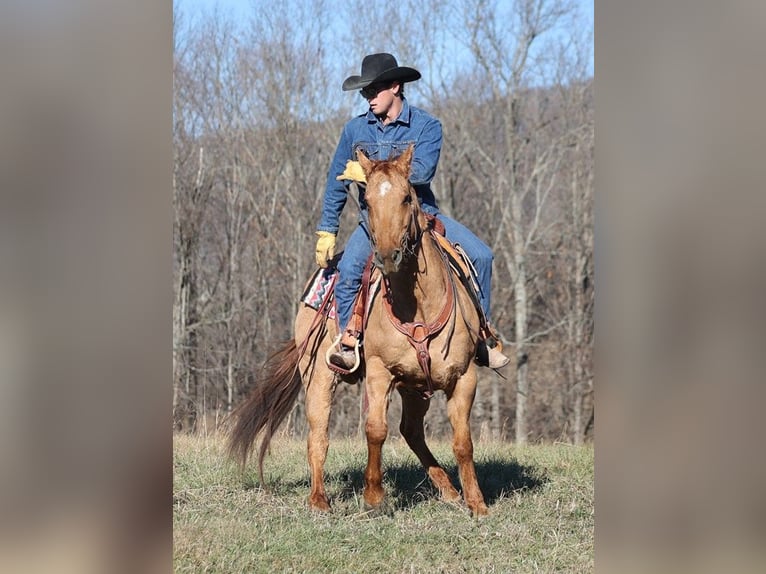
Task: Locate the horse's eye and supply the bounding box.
[403,194,412,205]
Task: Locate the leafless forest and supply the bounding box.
[173,0,593,444]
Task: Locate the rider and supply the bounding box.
[315,52,510,372]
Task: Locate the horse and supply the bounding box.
[227,145,489,516]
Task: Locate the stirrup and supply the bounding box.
[475,339,510,370]
[481,325,504,354]
[325,334,361,375]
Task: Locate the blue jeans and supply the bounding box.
[335,205,494,332]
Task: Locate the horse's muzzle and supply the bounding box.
[373,248,403,274]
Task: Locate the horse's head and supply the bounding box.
[358,145,423,275]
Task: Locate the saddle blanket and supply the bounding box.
[301,266,337,319]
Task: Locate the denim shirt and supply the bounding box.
[317,97,442,234]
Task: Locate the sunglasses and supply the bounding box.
[360,83,392,99]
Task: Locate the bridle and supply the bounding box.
[399,188,424,260]
[366,183,424,272]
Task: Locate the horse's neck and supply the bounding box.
[386,233,449,322]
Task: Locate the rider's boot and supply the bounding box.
[327,330,361,373]
[475,327,510,369]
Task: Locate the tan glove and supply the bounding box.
[315,231,336,268]
[335,160,366,183]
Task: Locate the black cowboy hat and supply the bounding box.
[341,53,421,91]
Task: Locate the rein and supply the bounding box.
[401,197,424,258]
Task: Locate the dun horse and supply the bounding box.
[227,145,489,516]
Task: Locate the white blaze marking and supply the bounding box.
[378,180,392,197]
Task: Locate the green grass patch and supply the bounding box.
[174,434,593,573]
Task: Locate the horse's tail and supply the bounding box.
[226,339,302,484]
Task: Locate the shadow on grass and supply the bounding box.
[275,455,546,512]
[390,457,545,510]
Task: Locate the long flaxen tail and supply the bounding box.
[226,339,302,484]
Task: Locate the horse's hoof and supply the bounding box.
[308,496,332,512]
[439,487,461,503]
[470,503,489,517]
[363,488,386,509]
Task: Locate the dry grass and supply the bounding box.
[174,433,593,573]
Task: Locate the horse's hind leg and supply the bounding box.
[447,369,489,516]
[304,366,336,511]
[398,389,460,502]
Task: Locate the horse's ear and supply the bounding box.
[394,144,414,178]
[356,149,373,175]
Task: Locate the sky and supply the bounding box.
[176,0,594,27]
[174,0,594,78]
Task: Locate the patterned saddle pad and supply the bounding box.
[301,266,337,319]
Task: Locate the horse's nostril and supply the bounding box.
[392,249,403,267]
[372,250,384,269]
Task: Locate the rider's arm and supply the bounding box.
[409,115,442,186]
[317,125,353,234]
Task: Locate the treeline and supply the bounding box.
[173,0,593,443]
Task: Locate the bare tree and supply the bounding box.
[530,18,594,443]
[173,11,217,429]
[453,0,576,443]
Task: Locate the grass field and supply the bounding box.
[173,433,593,573]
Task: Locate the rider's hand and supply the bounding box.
[335,160,366,183]
[315,231,336,268]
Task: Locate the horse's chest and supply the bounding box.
[364,296,477,387]
[370,338,468,386]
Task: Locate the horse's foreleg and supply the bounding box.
[399,389,460,502]
[447,369,489,516]
[362,360,392,509]
[304,366,336,511]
